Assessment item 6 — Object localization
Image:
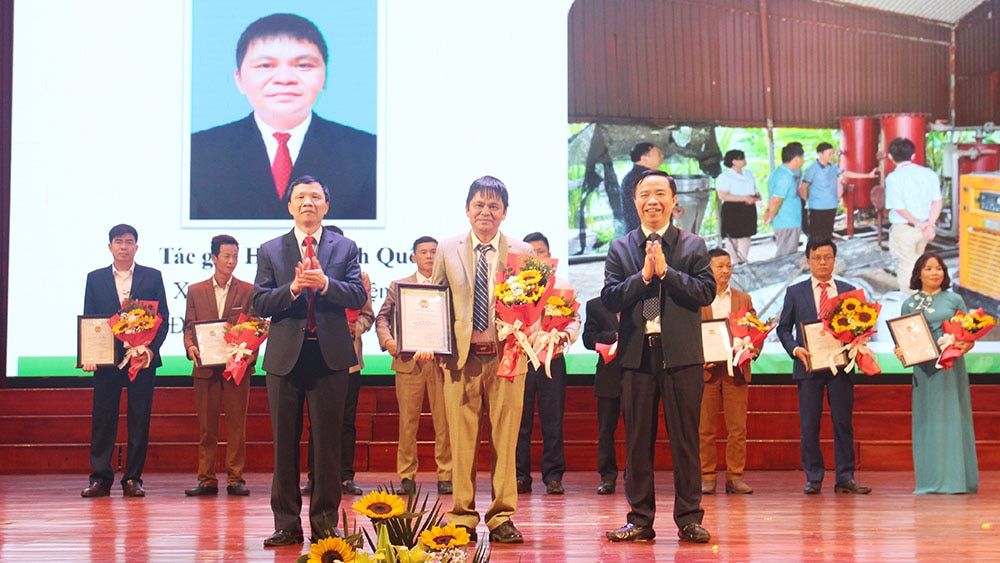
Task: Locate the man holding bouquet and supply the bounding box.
[602,170,716,544]
[182,235,255,497]
[431,175,534,544]
[776,239,871,495]
[81,224,169,498]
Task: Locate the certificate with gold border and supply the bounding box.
[77,315,115,367]
[887,313,939,367]
[800,320,847,372]
[395,283,454,356]
[193,320,229,367]
[701,319,732,364]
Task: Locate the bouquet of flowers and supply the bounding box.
[728,306,775,376]
[936,308,996,369]
[493,253,556,380]
[819,288,881,376]
[222,313,269,385]
[532,289,579,377]
[107,298,163,381]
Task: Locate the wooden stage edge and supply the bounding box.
[0,471,997,562]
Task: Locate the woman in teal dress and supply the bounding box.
[896,252,978,494]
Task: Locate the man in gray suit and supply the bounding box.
[431,176,534,544]
[253,175,368,547]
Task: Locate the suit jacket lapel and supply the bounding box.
[281,230,300,282]
[459,235,474,288]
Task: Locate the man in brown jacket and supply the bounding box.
[699,248,755,495]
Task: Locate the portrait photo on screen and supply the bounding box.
[187,2,377,224]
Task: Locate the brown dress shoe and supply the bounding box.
[834,480,872,494]
[263,529,304,547]
[804,481,822,495]
[516,480,531,494]
[725,479,753,494]
[678,522,711,543]
[122,479,145,497]
[701,480,717,494]
[341,479,363,495]
[82,482,111,498]
[545,480,565,495]
[437,480,453,495]
[226,482,250,496]
[395,478,416,496]
[488,521,524,544]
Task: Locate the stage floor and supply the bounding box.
[0,471,997,562]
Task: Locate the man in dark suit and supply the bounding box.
[582,296,622,495]
[254,176,368,547]
[602,170,716,544]
[620,143,664,234]
[182,235,255,497]
[81,224,169,499]
[776,239,871,495]
[190,13,375,221]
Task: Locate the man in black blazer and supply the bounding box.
[254,176,368,547]
[81,224,169,499]
[582,296,622,495]
[602,170,716,544]
[190,13,375,221]
[776,239,871,495]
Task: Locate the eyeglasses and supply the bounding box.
[809,255,835,263]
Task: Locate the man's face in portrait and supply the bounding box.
[212,244,239,279]
[287,181,330,228]
[465,191,508,241]
[108,234,138,266]
[235,36,327,130]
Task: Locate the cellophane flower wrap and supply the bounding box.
[493,253,556,380]
[107,298,162,381]
[819,288,881,376]
[936,308,996,369]
[223,313,269,385]
[728,306,774,376]
[532,289,579,378]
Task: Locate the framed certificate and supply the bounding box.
[800,320,847,372]
[701,319,732,364]
[77,315,115,367]
[887,312,940,367]
[192,320,229,367]
[395,283,454,356]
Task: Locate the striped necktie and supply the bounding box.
[472,243,493,331]
[642,233,661,321]
[818,282,831,315]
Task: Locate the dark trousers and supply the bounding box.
[796,372,856,484]
[808,208,837,242]
[515,357,567,486]
[622,346,704,529]
[306,369,361,483]
[267,340,347,538]
[596,395,622,482]
[89,365,155,487]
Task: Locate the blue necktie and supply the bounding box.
[473,244,492,332]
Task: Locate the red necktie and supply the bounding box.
[304,236,317,333]
[272,132,292,200]
[818,282,830,314]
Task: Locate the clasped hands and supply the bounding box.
[291,255,326,295]
[641,239,667,283]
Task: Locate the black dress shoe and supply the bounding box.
[226,482,250,496]
[545,480,565,495]
[597,481,616,495]
[437,480,453,495]
[81,482,111,498]
[516,480,531,494]
[395,478,416,496]
[678,522,711,543]
[834,480,872,494]
[804,481,822,495]
[606,522,655,542]
[310,528,344,544]
[456,524,477,543]
[263,529,304,547]
[341,479,363,495]
[488,521,524,544]
[300,478,312,496]
[122,479,145,497]
[184,481,219,496]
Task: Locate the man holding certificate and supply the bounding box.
[182,235,255,497]
[776,239,871,495]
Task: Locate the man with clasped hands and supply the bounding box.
[602,170,716,544]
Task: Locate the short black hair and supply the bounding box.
[708,248,730,259]
[910,252,951,291]
[236,13,328,69]
[108,224,138,243]
[888,137,916,162]
[781,142,805,163]
[630,142,656,163]
[465,175,509,210]
[805,238,837,259]
[723,150,745,168]
[523,232,549,250]
[816,142,834,153]
[635,169,677,195]
[285,175,330,204]
[211,234,239,256]
[412,236,437,252]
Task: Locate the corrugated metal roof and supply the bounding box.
[831,0,988,25]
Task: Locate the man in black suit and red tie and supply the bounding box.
[81,224,169,499]
[602,170,716,544]
[253,175,368,547]
[190,13,375,221]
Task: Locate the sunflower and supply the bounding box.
[833,314,853,331]
[855,306,877,328]
[307,536,356,563]
[352,490,406,519]
[519,269,542,285]
[419,523,471,551]
[840,298,861,312]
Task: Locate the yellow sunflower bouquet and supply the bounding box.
[937,308,996,369]
[107,297,163,381]
[494,253,558,380]
[820,288,881,375]
[420,523,491,562]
